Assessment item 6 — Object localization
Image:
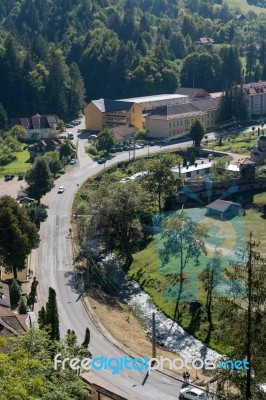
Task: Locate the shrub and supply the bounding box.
[87,146,97,156]
[18,297,27,314]
[10,280,21,308]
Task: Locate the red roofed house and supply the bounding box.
[111,124,138,144]
[29,137,62,158]
[0,282,28,338]
[236,82,266,117]
[10,114,57,139]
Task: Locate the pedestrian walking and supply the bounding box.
[186,371,190,383]
[69,228,72,236]
[183,372,186,382]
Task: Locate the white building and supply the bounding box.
[171,159,239,179]
[237,82,266,117]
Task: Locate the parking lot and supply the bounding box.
[0,176,27,199]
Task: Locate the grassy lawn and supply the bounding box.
[225,0,266,13]
[0,149,31,176]
[204,131,258,154]
[129,206,266,353]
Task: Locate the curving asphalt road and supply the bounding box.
[37,125,198,399]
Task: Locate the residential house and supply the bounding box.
[145,98,220,139]
[11,114,57,138]
[84,99,143,132]
[175,88,210,101]
[206,200,242,219]
[171,159,239,180]
[111,124,138,144]
[0,282,28,338]
[29,137,62,158]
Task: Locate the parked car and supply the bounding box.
[97,158,106,164]
[116,146,123,152]
[110,147,117,153]
[135,144,142,149]
[69,159,76,165]
[179,387,207,400]
[66,123,74,128]
[68,132,74,140]
[123,145,130,151]
[19,197,35,203]
[162,138,171,143]
[18,174,24,180]
[149,141,155,146]
[4,175,13,181]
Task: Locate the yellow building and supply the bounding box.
[84,99,142,131]
[145,98,220,139]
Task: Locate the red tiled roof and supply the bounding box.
[111,125,138,141]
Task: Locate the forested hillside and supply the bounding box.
[1,0,266,123]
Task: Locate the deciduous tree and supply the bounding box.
[26,158,54,203]
[0,196,39,279]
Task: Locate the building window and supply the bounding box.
[186,172,191,178]
[173,122,175,127]
[180,120,182,125]
[177,121,179,126]
[169,122,171,128]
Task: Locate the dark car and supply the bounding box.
[123,145,130,151]
[4,175,13,181]
[149,141,155,146]
[19,197,35,204]
[116,146,123,152]
[110,147,117,153]
[97,158,106,164]
[18,174,24,180]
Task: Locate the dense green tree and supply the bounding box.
[0,196,39,279]
[10,280,21,308]
[69,62,85,118]
[26,158,54,203]
[44,151,62,176]
[189,119,205,147]
[46,45,70,119]
[87,180,149,272]
[218,235,266,399]
[38,306,46,329]
[22,203,48,228]
[18,297,27,314]
[9,125,27,141]
[0,329,88,400]
[59,140,73,159]
[144,158,182,212]
[96,128,116,153]
[45,287,60,341]
[0,103,8,131]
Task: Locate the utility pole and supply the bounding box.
[152,312,156,360]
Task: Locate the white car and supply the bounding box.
[162,138,171,143]
[58,186,65,193]
[179,387,207,400]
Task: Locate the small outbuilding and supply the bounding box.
[206,200,242,219]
